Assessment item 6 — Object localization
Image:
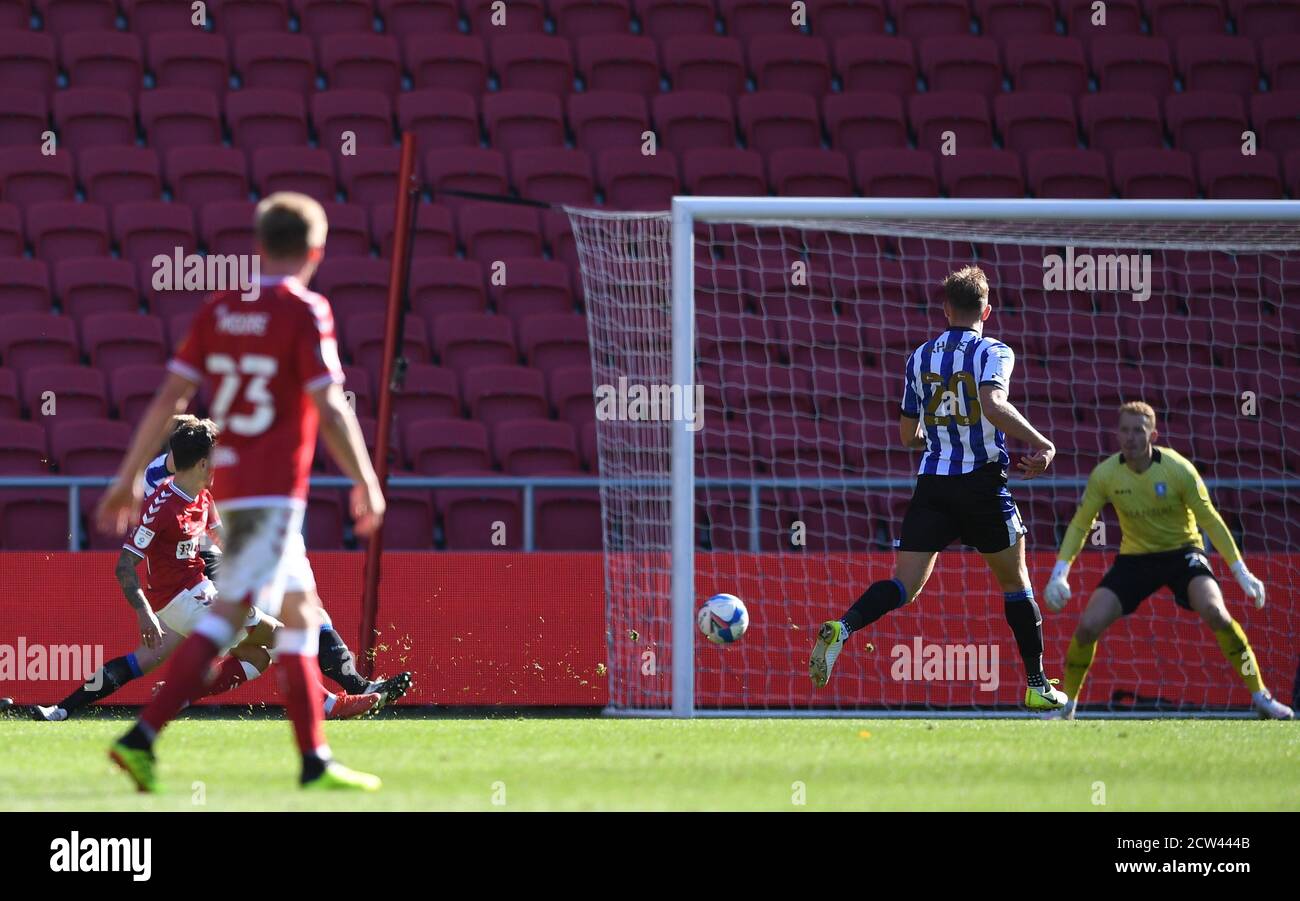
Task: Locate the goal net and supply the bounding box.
[568,199,1300,717]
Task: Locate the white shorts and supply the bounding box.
[214,504,316,620]
[156,579,260,646]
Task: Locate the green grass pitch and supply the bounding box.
[1,715,1296,811]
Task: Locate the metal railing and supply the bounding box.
[2,475,1294,552]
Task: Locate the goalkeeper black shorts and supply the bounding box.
[1099,547,1218,615]
[896,463,1026,555]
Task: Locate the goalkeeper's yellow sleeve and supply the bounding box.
[1057,467,1108,564]
[1179,460,1243,567]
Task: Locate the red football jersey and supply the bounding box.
[122,480,220,610]
[167,277,344,506]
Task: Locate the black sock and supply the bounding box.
[119,722,154,752]
[841,578,907,633]
[317,626,370,694]
[1004,589,1046,684]
[301,752,328,783]
[58,655,141,713]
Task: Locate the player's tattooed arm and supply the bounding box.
[978,385,1055,478]
[114,549,149,612]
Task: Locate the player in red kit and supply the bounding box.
[97,193,387,792]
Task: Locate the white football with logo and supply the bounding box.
[697,593,750,645]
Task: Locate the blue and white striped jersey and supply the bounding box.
[140,452,172,495]
[900,327,1015,476]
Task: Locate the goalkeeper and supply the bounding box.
[1043,401,1293,720]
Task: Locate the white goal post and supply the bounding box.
[570,198,1300,719]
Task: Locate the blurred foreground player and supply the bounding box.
[97,193,389,791]
[29,420,384,722]
[1043,401,1293,720]
[140,415,411,710]
[809,266,1068,710]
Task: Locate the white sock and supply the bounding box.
[322,692,337,714]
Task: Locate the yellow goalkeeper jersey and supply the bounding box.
[1057,446,1242,566]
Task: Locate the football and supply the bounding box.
[697,593,750,644]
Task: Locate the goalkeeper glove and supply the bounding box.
[1044,560,1071,612]
[1230,560,1266,608]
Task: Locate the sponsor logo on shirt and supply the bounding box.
[133,526,156,549]
[215,304,270,336]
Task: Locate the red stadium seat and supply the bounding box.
[652,91,736,154]
[392,363,461,424]
[0,312,79,370]
[511,148,596,205]
[1250,91,1300,155]
[893,0,971,37]
[26,202,109,264]
[994,92,1078,153]
[234,32,316,94]
[663,35,746,94]
[492,418,580,474]
[1079,92,1163,156]
[463,0,545,33]
[423,148,508,208]
[376,0,459,33]
[1198,147,1282,198]
[548,365,595,426]
[1176,35,1260,98]
[824,92,908,155]
[577,35,661,95]
[165,147,249,207]
[79,148,162,210]
[488,258,573,322]
[1285,149,1300,199]
[200,200,257,256]
[124,0,204,36]
[372,201,454,257]
[555,0,637,38]
[112,201,196,263]
[854,148,939,196]
[109,364,164,421]
[1063,0,1141,42]
[919,36,1004,98]
[312,256,391,325]
[410,259,487,320]
[304,489,345,549]
[0,418,50,471]
[252,146,337,205]
[55,258,139,320]
[568,92,648,157]
[139,89,222,156]
[1005,36,1088,94]
[294,0,373,45]
[404,34,488,96]
[366,480,435,549]
[941,148,1025,197]
[738,91,822,153]
[490,34,575,96]
[81,312,166,374]
[34,0,115,36]
[596,147,679,209]
[0,203,18,257]
[516,313,589,373]
[212,0,291,36]
[975,0,1055,37]
[147,32,229,96]
[344,312,431,383]
[482,91,566,155]
[1229,0,1300,43]
[312,90,395,149]
[0,259,51,313]
[462,365,548,427]
[834,35,917,95]
[806,0,886,37]
[338,364,372,416]
[909,91,993,151]
[0,89,46,148]
[1165,92,1247,154]
[457,203,542,264]
[534,487,602,549]
[225,90,310,157]
[50,416,129,472]
[0,368,20,419]
[338,147,402,207]
[61,31,143,96]
[320,34,402,94]
[768,148,852,196]
[397,89,479,149]
[1261,35,1300,91]
[719,0,804,36]
[635,0,715,44]
[52,88,135,151]
[747,35,833,97]
[403,419,489,474]
[1090,36,1174,96]
[435,480,522,550]
[1112,148,1197,198]
[320,202,371,256]
[1027,148,1111,198]
[1146,0,1226,40]
[0,29,56,93]
[434,314,518,375]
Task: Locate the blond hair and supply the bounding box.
[1118,400,1157,428]
[941,265,990,314]
[254,192,328,260]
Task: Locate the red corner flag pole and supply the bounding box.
[359,132,419,678]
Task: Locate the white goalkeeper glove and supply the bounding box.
[1231,560,1266,608]
[1043,560,1071,612]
